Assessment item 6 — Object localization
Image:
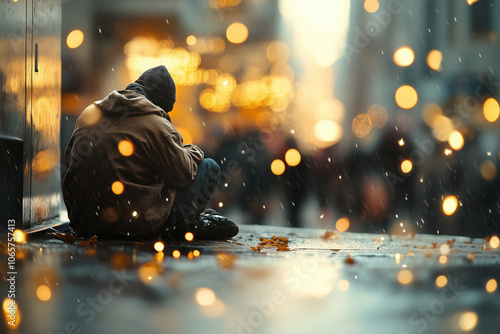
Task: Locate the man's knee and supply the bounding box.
[199,158,221,183]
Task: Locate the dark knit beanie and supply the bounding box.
[135,65,176,112]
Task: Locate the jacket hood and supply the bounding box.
[132,65,176,112]
[96,90,167,118]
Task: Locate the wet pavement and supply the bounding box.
[1,224,500,334]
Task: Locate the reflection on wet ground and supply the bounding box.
[1,225,499,334]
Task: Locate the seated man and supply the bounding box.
[63,65,238,240]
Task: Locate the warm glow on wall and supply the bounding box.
[66,29,84,49]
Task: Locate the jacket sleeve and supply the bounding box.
[152,131,204,189]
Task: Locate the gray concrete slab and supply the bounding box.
[2,225,499,334]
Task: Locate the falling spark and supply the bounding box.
[444,149,452,156]
[398,138,405,146]
[172,250,181,258]
[219,202,224,208]
[185,232,194,242]
[193,250,201,257]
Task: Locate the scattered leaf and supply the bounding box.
[251,235,290,252]
[321,230,339,241]
[466,252,476,261]
[344,254,355,265]
[217,253,237,269]
[51,232,76,244]
[446,238,456,245]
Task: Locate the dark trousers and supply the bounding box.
[166,158,221,228]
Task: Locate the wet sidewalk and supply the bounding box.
[2,225,500,334]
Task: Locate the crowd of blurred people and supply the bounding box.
[201,111,500,238]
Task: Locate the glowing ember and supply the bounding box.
[435,275,448,288]
[397,269,413,285]
[440,244,450,255]
[393,47,415,67]
[12,229,26,243]
[448,131,464,150]
[285,148,301,167]
[439,255,448,264]
[442,195,458,215]
[271,159,286,176]
[118,140,134,156]
[395,253,403,264]
[154,242,165,252]
[226,22,248,44]
[172,250,181,259]
[486,279,497,293]
[185,232,194,242]
[364,0,379,13]
[195,287,216,306]
[458,312,478,332]
[426,50,442,70]
[36,285,52,301]
[111,181,124,195]
[337,280,350,291]
[395,85,418,109]
[335,218,350,232]
[489,236,499,248]
[400,160,413,174]
[483,97,500,122]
